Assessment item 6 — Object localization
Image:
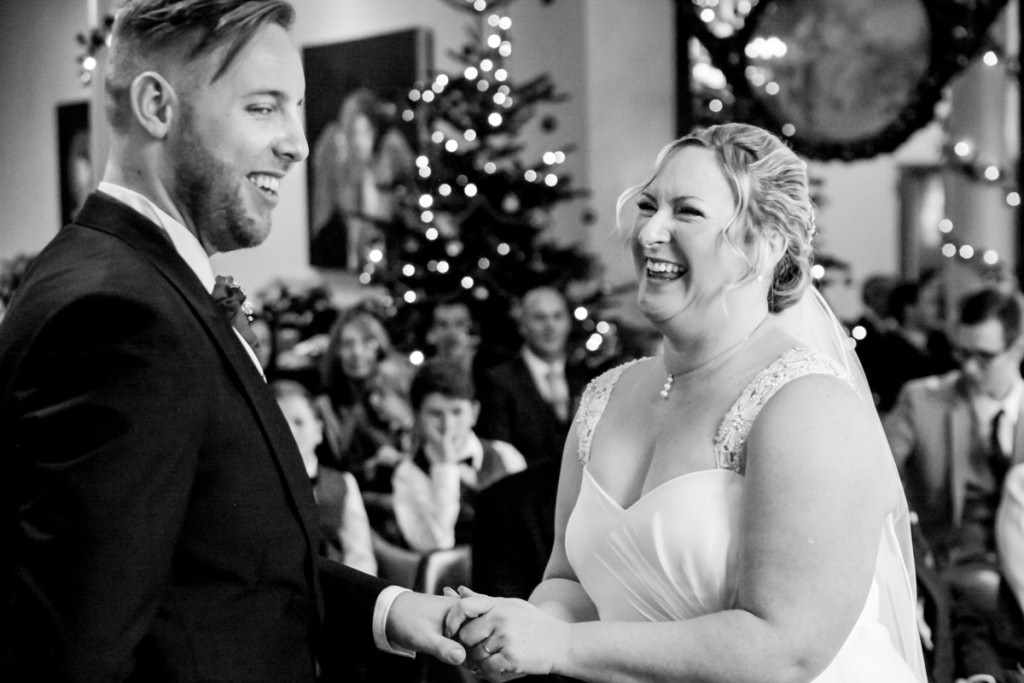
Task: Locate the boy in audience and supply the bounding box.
[391,359,526,552]
[273,380,377,575]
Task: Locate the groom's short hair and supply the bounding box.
[105,0,295,131]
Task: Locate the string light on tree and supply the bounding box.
[377,0,601,362]
[933,32,1020,277]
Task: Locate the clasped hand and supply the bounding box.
[442,586,569,681]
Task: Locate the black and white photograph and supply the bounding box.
[4,1,1024,682]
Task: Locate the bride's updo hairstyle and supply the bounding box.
[617,123,814,313]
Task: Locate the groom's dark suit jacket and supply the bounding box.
[1,193,388,682]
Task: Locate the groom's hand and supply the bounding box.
[443,585,495,641]
[385,591,467,665]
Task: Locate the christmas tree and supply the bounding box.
[364,0,605,361]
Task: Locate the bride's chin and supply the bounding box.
[637,293,688,326]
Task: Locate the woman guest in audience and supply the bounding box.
[318,306,414,487]
[273,380,377,575]
[444,123,926,682]
[391,359,526,552]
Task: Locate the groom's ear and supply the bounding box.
[130,70,179,139]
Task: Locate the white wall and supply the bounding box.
[582,0,676,286]
[811,122,943,281]
[1,0,94,253]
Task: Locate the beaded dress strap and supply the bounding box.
[573,358,647,464]
[712,347,848,474]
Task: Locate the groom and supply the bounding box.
[0,1,463,680]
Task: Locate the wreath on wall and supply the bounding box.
[682,0,1010,161]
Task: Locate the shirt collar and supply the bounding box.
[971,376,1024,422]
[97,181,216,293]
[422,431,484,470]
[521,346,565,377]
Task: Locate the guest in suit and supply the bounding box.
[477,286,590,464]
[867,278,958,413]
[274,379,377,575]
[0,2,463,680]
[850,273,896,410]
[885,288,1024,605]
[391,359,526,552]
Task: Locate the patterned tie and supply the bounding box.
[211,275,260,350]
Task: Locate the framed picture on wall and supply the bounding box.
[304,28,432,272]
[56,100,92,230]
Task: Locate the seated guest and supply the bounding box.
[477,285,590,464]
[885,288,1024,609]
[317,306,413,485]
[424,294,499,388]
[471,458,559,600]
[391,359,526,552]
[851,273,896,409]
[273,380,377,575]
[869,278,957,413]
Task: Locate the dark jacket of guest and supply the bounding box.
[0,194,387,681]
[476,356,590,464]
[471,459,560,600]
[861,325,956,414]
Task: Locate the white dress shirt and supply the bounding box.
[96,182,411,657]
[970,378,1023,458]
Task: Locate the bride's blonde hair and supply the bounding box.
[616,123,814,313]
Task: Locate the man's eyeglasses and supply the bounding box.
[951,345,1005,366]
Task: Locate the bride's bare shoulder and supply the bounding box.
[583,356,658,400]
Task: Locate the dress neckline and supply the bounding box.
[582,464,741,512]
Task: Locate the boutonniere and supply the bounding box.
[211,275,259,348]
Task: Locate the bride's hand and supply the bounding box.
[446,586,569,680]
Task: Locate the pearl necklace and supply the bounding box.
[659,316,769,399]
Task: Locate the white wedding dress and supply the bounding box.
[564,347,927,682]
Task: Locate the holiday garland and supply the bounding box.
[682,0,1011,161]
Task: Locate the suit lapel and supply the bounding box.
[947,386,972,527]
[515,357,559,422]
[73,193,320,557]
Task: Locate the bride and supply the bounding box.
[443,123,927,682]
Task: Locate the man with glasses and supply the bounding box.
[885,287,1024,680]
[887,287,1023,569]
